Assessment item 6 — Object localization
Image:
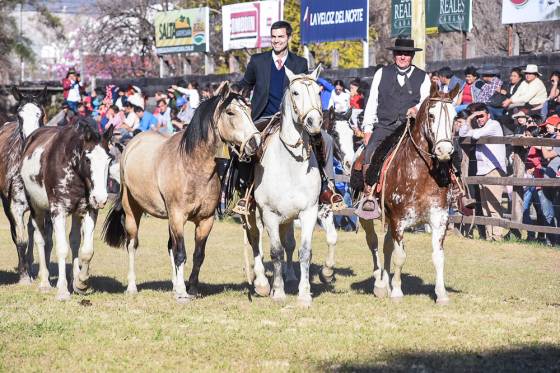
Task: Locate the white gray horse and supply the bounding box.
[245,65,323,307]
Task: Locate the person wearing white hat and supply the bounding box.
[502,64,547,115]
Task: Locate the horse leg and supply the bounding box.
[318,208,337,284]
[360,218,388,298]
[167,231,177,292]
[430,207,450,304]
[168,211,188,303]
[31,210,51,291]
[262,212,285,302]
[69,213,82,289]
[186,216,214,298]
[73,210,97,294]
[297,206,318,308]
[280,222,298,285]
[380,230,394,297]
[247,210,269,297]
[52,212,71,301]
[2,195,32,284]
[389,227,406,301]
[122,187,142,295]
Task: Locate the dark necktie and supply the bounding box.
[397,66,413,95]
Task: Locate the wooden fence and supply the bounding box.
[334,135,560,236]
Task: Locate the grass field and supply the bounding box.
[0,210,559,372]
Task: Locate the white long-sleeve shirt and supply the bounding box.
[509,78,547,107]
[362,65,431,133]
[328,90,351,113]
[175,87,200,109]
[459,118,507,175]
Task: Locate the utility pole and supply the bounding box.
[411,0,426,69]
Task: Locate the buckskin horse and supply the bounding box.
[0,86,47,284]
[20,117,114,300]
[244,66,324,307]
[360,83,460,304]
[102,82,261,303]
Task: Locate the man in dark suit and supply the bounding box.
[232,21,343,214]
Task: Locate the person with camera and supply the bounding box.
[458,103,507,241]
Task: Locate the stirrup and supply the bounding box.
[330,193,346,212]
[232,198,251,216]
[354,195,381,220]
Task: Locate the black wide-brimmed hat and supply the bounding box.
[386,38,423,52]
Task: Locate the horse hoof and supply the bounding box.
[436,297,450,306]
[18,276,33,285]
[255,282,271,297]
[56,291,71,301]
[39,284,52,293]
[319,267,334,284]
[297,296,312,308]
[373,286,388,298]
[175,294,194,304]
[270,289,286,303]
[72,280,89,295]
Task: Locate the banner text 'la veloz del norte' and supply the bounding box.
[300,0,368,44]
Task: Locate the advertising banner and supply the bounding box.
[391,0,471,37]
[300,0,368,44]
[154,8,209,54]
[502,0,560,24]
[222,1,282,51]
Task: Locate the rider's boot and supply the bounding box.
[311,133,344,210]
[361,164,378,212]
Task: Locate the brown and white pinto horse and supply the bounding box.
[0,86,47,283]
[360,83,460,304]
[20,118,113,300]
[102,82,260,303]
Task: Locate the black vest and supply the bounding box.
[377,64,426,129]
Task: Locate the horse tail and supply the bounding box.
[102,193,126,248]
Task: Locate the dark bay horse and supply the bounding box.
[20,118,113,300]
[360,83,460,304]
[0,86,47,283]
[102,82,261,303]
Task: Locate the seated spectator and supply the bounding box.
[119,95,142,141]
[201,84,214,101]
[136,100,158,133]
[114,87,128,110]
[475,66,503,119]
[438,66,464,94]
[459,103,507,241]
[173,97,190,130]
[328,80,351,113]
[429,71,440,88]
[547,71,560,115]
[155,98,173,134]
[502,64,547,117]
[349,79,364,109]
[455,66,480,113]
[100,105,123,131]
[317,78,334,111]
[500,67,524,99]
[172,81,200,124]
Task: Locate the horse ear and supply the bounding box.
[11,86,22,102]
[310,64,322,80]
[449,83,461,100]
[285,66,296,82]
[430,81,439,97]
[103,124,114,142]
[217,81,231,97]
[77,120,95,142]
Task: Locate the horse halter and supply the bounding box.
[408,96,454,161]
[215,99,258,162]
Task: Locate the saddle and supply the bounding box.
[255,115,282,160]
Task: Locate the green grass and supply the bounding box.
[0,211,559,372]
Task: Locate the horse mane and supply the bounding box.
[179,91,247,156]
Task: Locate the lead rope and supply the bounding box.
[380,117,411,233]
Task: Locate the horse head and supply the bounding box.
[12,85,48,139]
[214,81,261,157]
[284,65,323,135]
[73,117,113,209]
[422,82,459,162]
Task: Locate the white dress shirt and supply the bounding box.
[328,90,351,113]
[362,65,431,133]
[459,118,507,175]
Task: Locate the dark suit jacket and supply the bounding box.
[238,50,308,120]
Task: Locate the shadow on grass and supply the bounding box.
[136,280,247,297]
[0,270,19,285]
[317,344,560,372]
[351,273,461,301]
[89,276,126,294]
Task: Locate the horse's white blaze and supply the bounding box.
[429,101,456,161]
[21,147,49,210]
[18,103,42,138]
[334,120,355,174]
[86,145,111,208]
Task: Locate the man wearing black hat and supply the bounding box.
[358,38,431,216]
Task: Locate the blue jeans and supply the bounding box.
[455,104,469,113]
[523,186,557,241]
